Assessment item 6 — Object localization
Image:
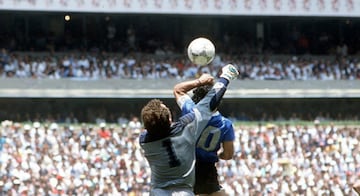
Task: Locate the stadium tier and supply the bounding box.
[0,78,359,98]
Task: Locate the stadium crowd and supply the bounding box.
[1,48,360,80]
[0,119,359,195]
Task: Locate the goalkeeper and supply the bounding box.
[140,64,238,196]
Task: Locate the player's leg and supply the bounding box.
[197,189,227,196]
[194,162,223,195]
[151,188,195,196]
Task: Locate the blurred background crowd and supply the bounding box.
[0,119,359,195]
[1,48,360,80]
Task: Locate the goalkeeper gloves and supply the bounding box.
[220,64,239,81]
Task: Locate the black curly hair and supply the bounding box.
[192,84,213,104]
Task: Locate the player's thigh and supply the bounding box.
[194,162,220,194]
[197,189,228,196]
[151,188,195,196]
[208,189,228,196]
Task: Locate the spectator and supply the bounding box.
[127,116,142,136]
[0,119,358,195]
[97,122,111,139]
[0,50,359,81]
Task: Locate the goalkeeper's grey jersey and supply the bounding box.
[140,79,228,190]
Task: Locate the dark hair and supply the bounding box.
[141,99,171,136]
[192,85,212,104]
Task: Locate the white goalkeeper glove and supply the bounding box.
[220,64,239,81]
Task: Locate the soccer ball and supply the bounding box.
[187,37,215,66]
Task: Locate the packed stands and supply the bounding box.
[0,120,359,195]
[1,1,360,195]
[1,48,360,80]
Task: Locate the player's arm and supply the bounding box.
[219,141,234,160]
[173,73,214,106]
[203,64,238,112]
[354,180,360,195]
[192,64,239,137]
[219,121,235,160]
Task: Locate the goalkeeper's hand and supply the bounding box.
[220,64,239,81]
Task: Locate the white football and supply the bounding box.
[187,37,215,66]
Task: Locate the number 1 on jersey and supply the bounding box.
[162,138,181,168]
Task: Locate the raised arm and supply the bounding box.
[173,74,214,101]
[207,64,239,111]
[189,64,239,138]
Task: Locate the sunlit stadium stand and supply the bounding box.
[0,0,360,195]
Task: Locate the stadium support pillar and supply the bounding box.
[25,16,29,47]
[256,22,264,54]
[256,22,264,40]
[82,15,87,48]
